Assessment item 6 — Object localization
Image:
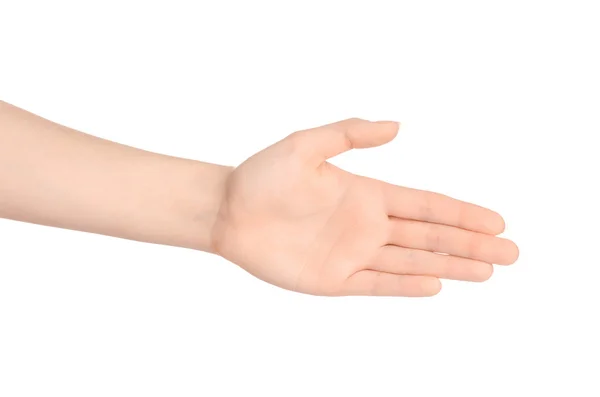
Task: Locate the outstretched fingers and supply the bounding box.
[387,218,520,265]
[371,245,494,282]
[382,184,506,235]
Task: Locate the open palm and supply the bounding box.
[210,118,518,296]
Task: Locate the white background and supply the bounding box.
[1,1,599,396]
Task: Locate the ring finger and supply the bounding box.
[388,218,519,265]
[371,245,493,282]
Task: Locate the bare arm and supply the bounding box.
[0,101,231,252]
[0,101,518,296]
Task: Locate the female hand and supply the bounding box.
[210,118,519,296]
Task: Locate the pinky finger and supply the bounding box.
[343,271,442,297]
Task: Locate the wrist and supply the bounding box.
[165,160,233,253]
[116,154,232,253]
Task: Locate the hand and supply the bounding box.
[210,118,519,296]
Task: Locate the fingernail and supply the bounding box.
[375,120,400,126]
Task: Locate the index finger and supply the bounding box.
[382,183,506,235]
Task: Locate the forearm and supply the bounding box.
[0,101,232,252]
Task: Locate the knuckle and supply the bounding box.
[467,236,484,258]
[425,224,442,251]
[419,193,434,221]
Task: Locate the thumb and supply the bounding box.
[290,118,400,165]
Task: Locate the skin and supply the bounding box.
[0,101,518,297]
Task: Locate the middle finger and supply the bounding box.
[387,217,519,265]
